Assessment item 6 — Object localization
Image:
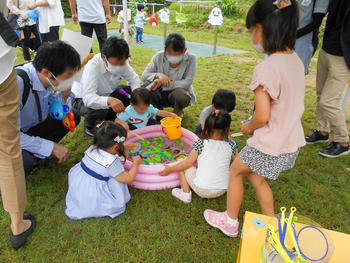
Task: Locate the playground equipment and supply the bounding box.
[50,101,76,132]
[123,125,198,190]
[112,0,223,54]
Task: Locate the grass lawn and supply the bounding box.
[0,16,349,262]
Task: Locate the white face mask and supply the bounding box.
[166,54,183,65]
[105,58,124,74]
[46,72,74,92]
[251,29,264,53]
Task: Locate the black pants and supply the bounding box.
[21,25,41,61]
[150,88,191,115]
[40,26,60,42]
[72,86,131,131]
[80,22,107,52]
[22,109,80,176]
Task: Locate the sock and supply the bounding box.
[225,212,238,226]
[181,189,191,195]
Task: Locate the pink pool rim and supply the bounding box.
[123,125,198,190]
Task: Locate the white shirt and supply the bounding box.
[0,36,16,85]
[193,139,235,190]
[76,54,141,110]
[37,0,65,34]
[76,0,106,24]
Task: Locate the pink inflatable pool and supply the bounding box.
[123,125,198,190]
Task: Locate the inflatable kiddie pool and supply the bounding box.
[123,124,198,190]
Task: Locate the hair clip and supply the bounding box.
[114,136,125,143]
[96,121,105,128]
[273,0,292,9]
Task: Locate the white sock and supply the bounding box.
[225,212,238,226]
[181,189,191,195]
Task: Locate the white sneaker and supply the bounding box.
[171,188,192,203]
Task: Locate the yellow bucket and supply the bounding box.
[160,116,182,140]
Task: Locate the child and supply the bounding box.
[194,89,236,137]
[116,88,176,130]
[65,121,142,220]
[203,0,306,237]
[159,111,237,203]
[134,4,148,44]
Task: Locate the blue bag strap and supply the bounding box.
[80,161,110,182]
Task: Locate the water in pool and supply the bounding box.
[128,136,192,165]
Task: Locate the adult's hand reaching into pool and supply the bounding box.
[159,165,173,176]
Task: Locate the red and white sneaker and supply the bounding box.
[171,188,192,203]
[203,210,239,237]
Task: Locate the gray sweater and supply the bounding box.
[142,50,197,104]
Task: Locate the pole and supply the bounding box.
[213,25,218,55]
[122,0,129,44]
[163,1,167,44]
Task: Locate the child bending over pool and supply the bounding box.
[194,89,236,137]
[65,121,142,220]
[116,88,177,130]
[159,111,237,203]
[204,0,306,237]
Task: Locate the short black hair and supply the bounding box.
[93,121,127,160]
[101,36,130,60]
[203,111,232,138]
[212,89,236,112]
[137,4,144,11]
[165,33,186,52]
[131,88,151,105]
[33,40,81,76]
[246,0,298,54]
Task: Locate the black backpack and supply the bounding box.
[16,68,43,122]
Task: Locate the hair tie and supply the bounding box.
[273,0,292,9]
[96,121,105,128]
[114,136,125,143]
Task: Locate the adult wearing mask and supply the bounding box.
[69,0,111,52]
[17,41,81,175]
[295,0,329,75]
[142,33,197,116]
[0,5,35,250]
[72,36,141,137]
[305,0,350,157]
[27,0,64,42]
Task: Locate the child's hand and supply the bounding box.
[159,165,173,176]
[124,143,139,151]
[240,122,253,135]
[132,155,142,164]
[170,112,177,118]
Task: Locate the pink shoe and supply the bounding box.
[203,210,239,237]
[171,188,191,203]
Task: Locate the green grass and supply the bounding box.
[1,17,349,262]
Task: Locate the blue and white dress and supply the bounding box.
[65,146,130,220]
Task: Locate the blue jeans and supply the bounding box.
[135,27,143,42]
